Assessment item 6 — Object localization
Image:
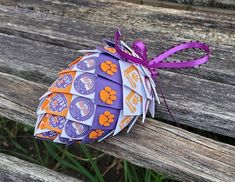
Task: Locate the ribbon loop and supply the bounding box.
[149,42,210,69]
[114,30,211,78]
[115,30,149,66]
[132,40,148,61]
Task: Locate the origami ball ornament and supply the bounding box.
[34,30,210,145]
[35,37,158,145]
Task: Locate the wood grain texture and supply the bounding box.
[143,0,235,9]
[0,72,235,181]
[0,3,234,137]
[102,0,235,15]
[0,152,81,182]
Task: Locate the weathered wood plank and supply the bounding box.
[0,30,235,137]
[120,0,235,15]
[144,0,235,9]
[2,0,235,10]
[0,2,234,86]
[0,72,235,181]
[0,152,81,182]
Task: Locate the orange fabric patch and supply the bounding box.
[36,133,58,140]
[49,72,76,94]
[38,114,63,133]
[99,111,115,127]
[38,117,48,130]
[104,46,117,54]
[124,65,141,88]
[126,91,142,113]
[89,129,104,139]
[68,56,83,67]
[100,86,117,105]
[46,94,72,117]
[59,57,83,75]
[100,60,117,75]
[119,116,133,130]
[40,97,50,111]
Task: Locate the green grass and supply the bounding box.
[0,117,170,182]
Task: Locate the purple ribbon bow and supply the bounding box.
[115,30,211,78]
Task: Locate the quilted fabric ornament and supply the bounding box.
[34,30,210,144]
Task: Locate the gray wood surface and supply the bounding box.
[148,0,235,9]
[120,0,235,13]
[143,0,235,9]
[0,0,234,181]
[0,152,81,182]
[0,1,234,137]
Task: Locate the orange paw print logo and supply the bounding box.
[100,86,117,105]
[89,129,104,139]
[101,60,117,76]
[99,111,115,127]
[104,46,117,54]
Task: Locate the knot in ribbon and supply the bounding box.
[115,30,211,78]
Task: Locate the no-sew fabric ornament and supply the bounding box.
[34,30,210,144]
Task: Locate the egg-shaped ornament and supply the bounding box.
[34,30,210,144]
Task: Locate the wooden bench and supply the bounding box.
[0,0,234,181]
[0,153,81,181]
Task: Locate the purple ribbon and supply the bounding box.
[115,30,211,78]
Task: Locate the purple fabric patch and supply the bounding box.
[54,74,73,89]
[76,56,97,71]
[95,53,122,84]
[94,77,123,110]
[58,135,74,145]
[49,115,66,130]
[64,120,90,138]
[96,46,120,59]
[49,94,68,113]
[69,97,94,121]
[103,39,115,47]
[39,131,58,139]
[92,105,120,130]
[74,72,96,95]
